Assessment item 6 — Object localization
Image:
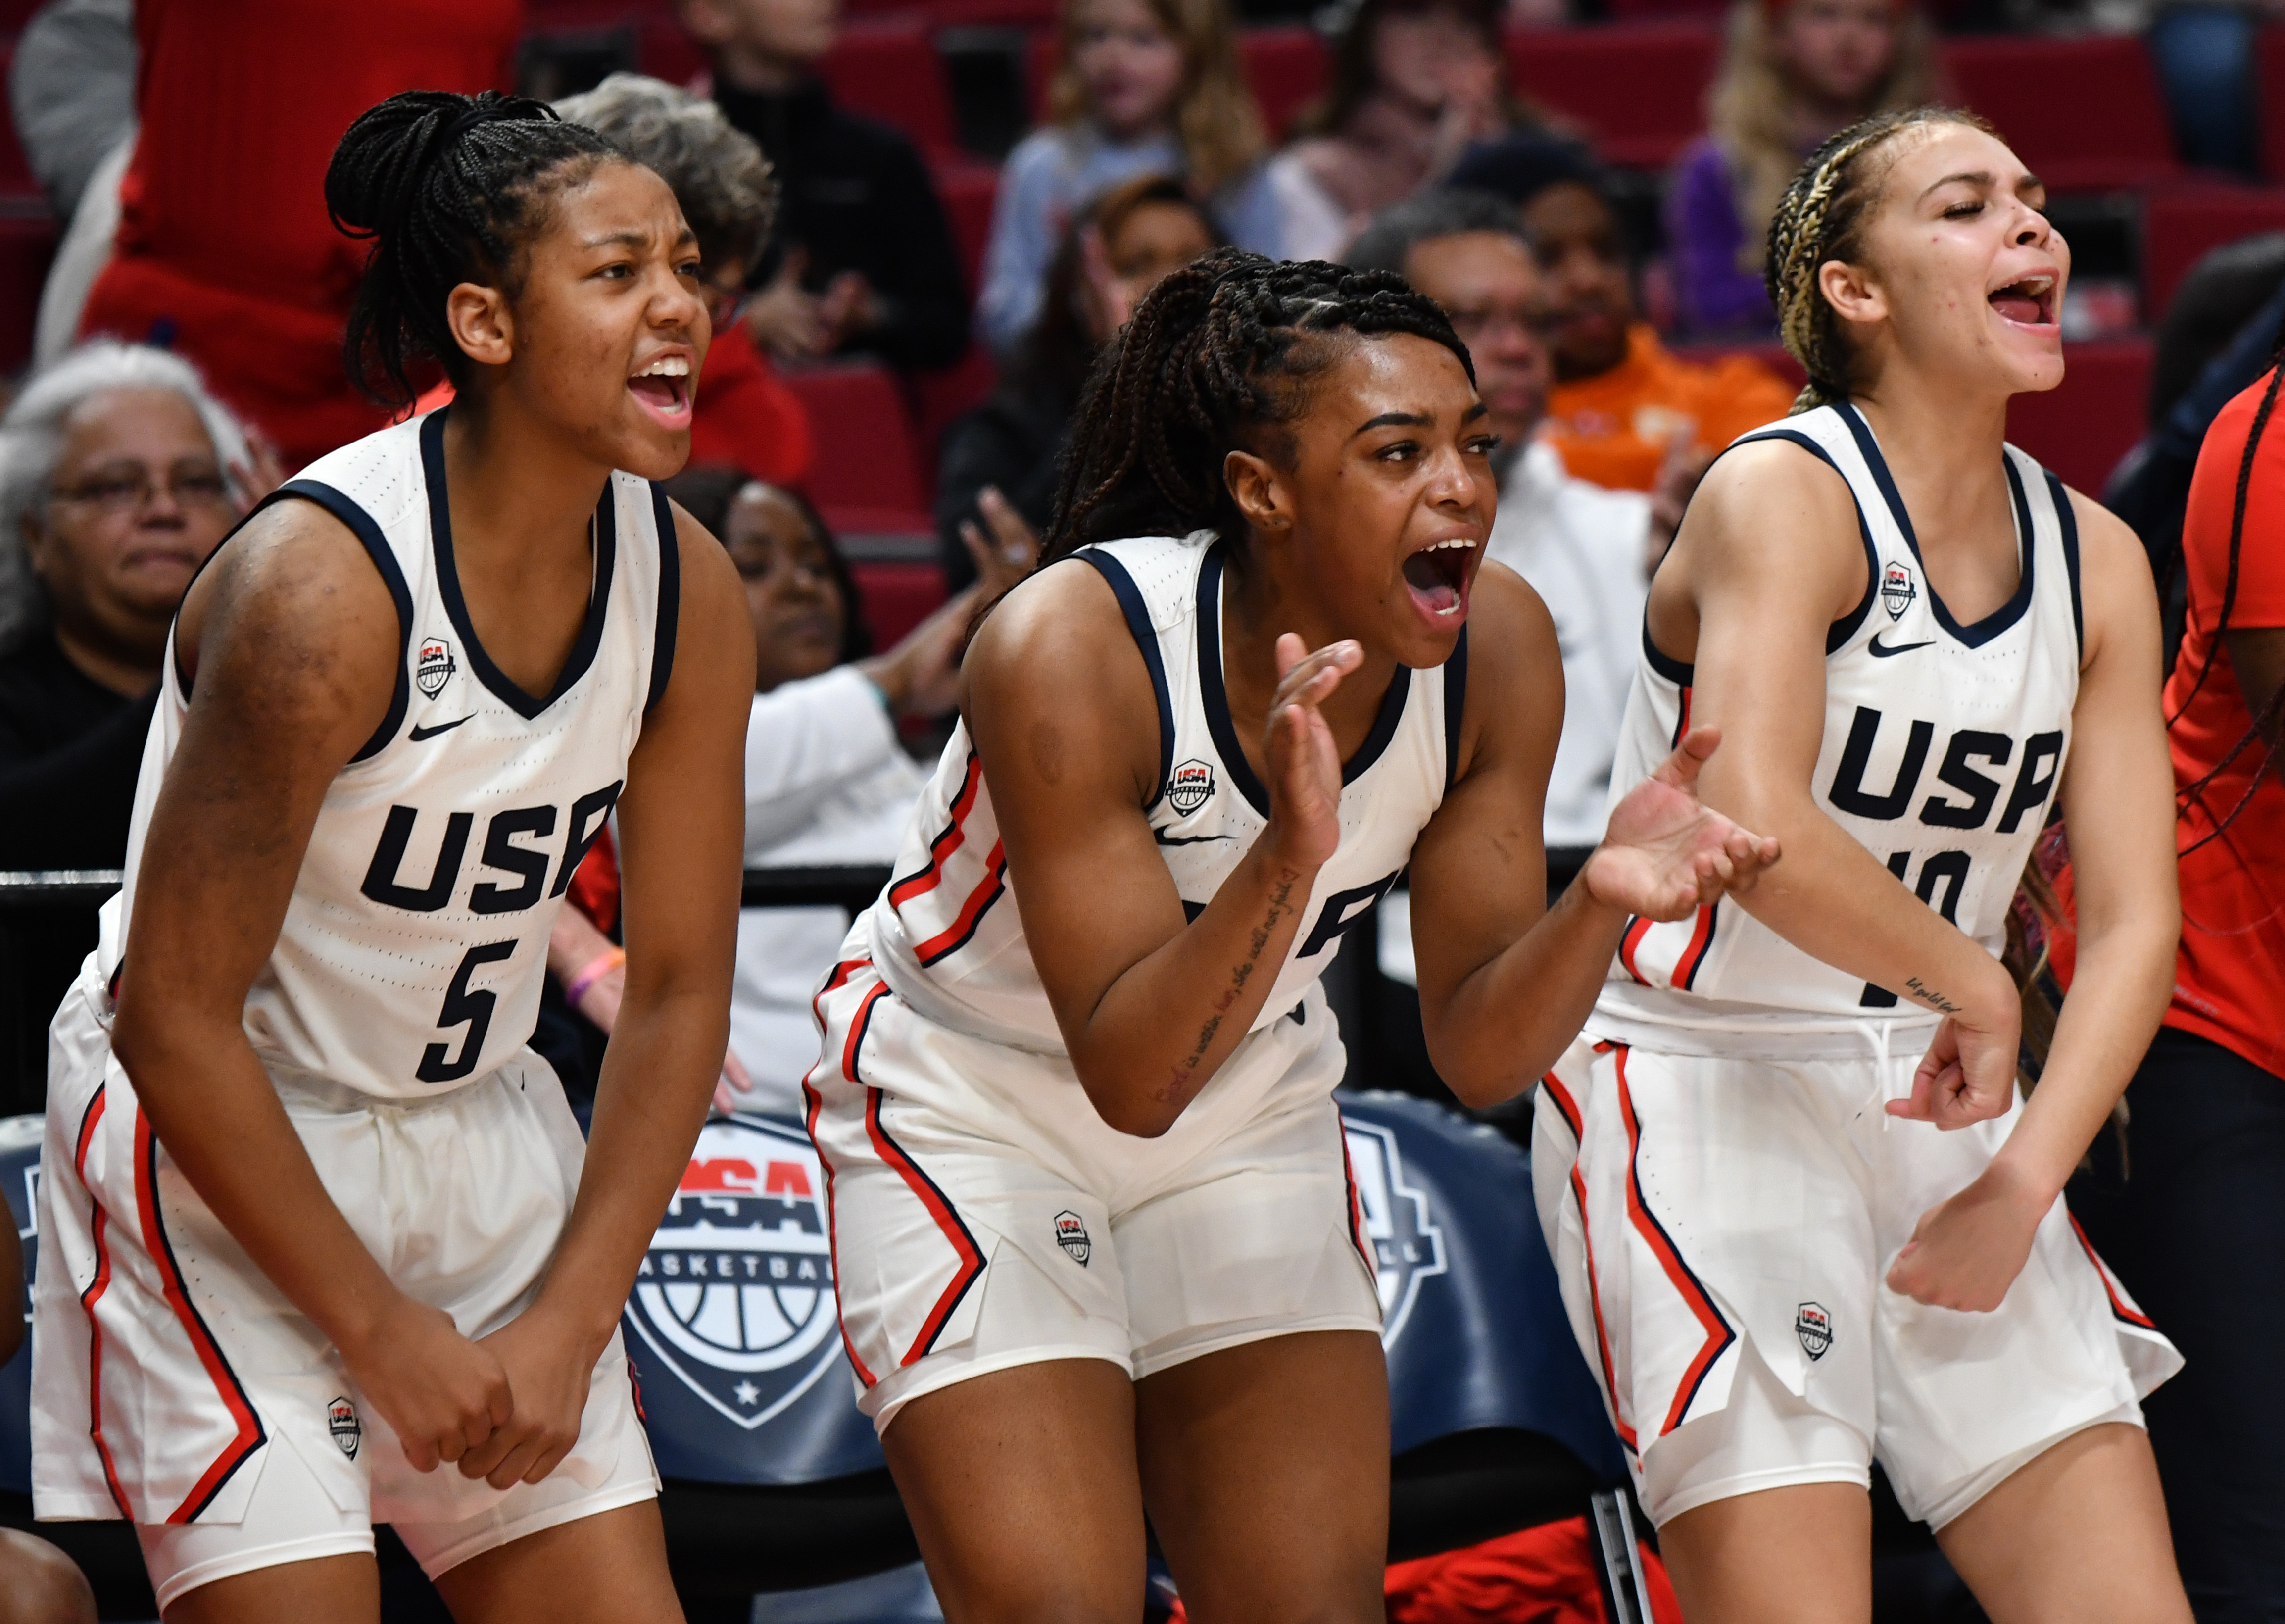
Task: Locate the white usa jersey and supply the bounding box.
[862,530,1462,1052]
[97,407,677,1099]
[1593,402,2082,1053]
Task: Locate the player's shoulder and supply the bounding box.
[968,547,1148,676]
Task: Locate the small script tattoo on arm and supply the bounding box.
[1904,976,1963,1015]
[1159,867,1304,1104]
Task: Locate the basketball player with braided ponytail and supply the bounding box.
[807,247,1779,1621]
[1535,108,2188,1621]
[28,91,754,1622]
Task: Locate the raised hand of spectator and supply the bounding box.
[818,269,880,345]
[959,485,1042,601]
[744,249,836,361]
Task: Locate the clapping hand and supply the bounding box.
[1585,726,1781,920]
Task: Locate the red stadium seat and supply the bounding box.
[2142,185,2285,323]
[911,348,1000,489]
[2006,338,2154,494]
[849,559,950,650]
[781,360,933,533]
[2260,27,2285,181]
[635,13,709,86]
[0,45,39,200]
[1939,36,2179,191]
[933,160,999,300]
[1241,27,1332,144]
[820,20,960,158]
[1602,0,1729,19]
[1505,22,1720,171]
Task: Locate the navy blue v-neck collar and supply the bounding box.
[420,408,616,719]
[1195,541,1411,817]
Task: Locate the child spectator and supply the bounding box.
[943,174,1218,588]
[1454,137,1795,491]
[976,0,1280,356]
[1268,0,1535,263]
[1667,0,1937,335]
[679,0,971,372]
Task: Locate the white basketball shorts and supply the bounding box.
[806,959,1383,1433]
[30,966,658,1611]
[1532,1037,2181,1530]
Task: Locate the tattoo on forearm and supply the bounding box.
[1905,977,1962,1015]
[1159,867,1303,1103]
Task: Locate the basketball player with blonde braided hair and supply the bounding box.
[1533,109,2192,1621]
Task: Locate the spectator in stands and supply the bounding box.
[0,342,262,789]
[679,0,971,373]
[1351,189,1662,888]
[1667,0,1937,336]
[414,74,818,487]
[552,466,1033,1117]
[0,1206,99,1624]
[975,0,1280,356]
[943,175,1218,588]
[1268,0,1535,263]
[71,0,522,466]
[1453,137,1795,491]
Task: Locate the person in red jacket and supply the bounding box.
[75,0,524,467]
[2071,351,2285,1619]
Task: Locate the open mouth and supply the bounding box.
[1401,538,1475,623]
[629,354,693,425]
[1988,274,2057,329]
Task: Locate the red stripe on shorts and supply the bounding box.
[2068,1210,2157,1329]
[1613,1047,1735,1437]
[71,1085,132,1516]
[803,1073,878,1389]
[133,1107,266,1523]
[1336,1114,1375,1277]
[1541,1070,1637,1457]
[863,1089,985,1368]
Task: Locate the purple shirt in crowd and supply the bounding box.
[1665,137,1777,336]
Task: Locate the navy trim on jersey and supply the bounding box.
[1442,627,1469,794]
[420,408,618,720]
[2048,467,2084,663]
[1196,541,1416,811]
[645,481,679,715]
[1728,426,1880,655]
[1837,402,2036,649]
[205,480,414,763]
[1074,547,1174,809]
[1641,616,1693,686]
[1197,542,1271,815]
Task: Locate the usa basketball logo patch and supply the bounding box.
[416,637,457,698]
[621,1117,844,1428]
[327,1396,361,1459]
[1053,1210,1092,1267]
[1167,759,1215,816]
[1796,1301,1833,1360]
[1880,563,1917,622]
[1343,1119,1448,1349]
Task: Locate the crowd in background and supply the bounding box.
[0,0,2283,1618]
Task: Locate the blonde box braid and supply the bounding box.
[1045,249,1473,558]
[1764,106,1995,416]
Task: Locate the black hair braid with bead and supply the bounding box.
[1044,249,1475,557]
[326,89,626,408]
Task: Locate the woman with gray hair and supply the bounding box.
[0,339,275,772]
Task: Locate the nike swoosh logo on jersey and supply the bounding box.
[408,717,473,741]
[1154,831,1234,846]
[1868,634,1936,658]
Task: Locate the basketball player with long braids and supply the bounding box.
[1535,107,2188,1622]
[807,247,1779,1622]
[28,92,753,1621]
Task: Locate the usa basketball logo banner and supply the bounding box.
[1342,1117,1447,1348]
[622,1117,845,1430]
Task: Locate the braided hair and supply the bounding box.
[327,90,627,409]
[1045,250,1473,557]
[1764,106,1994,415]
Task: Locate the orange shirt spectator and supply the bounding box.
[1542,324,1797,492]
[2160,370,2285,1078]
[77,0,522,467]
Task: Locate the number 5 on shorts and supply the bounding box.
[418,940,518,1083]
